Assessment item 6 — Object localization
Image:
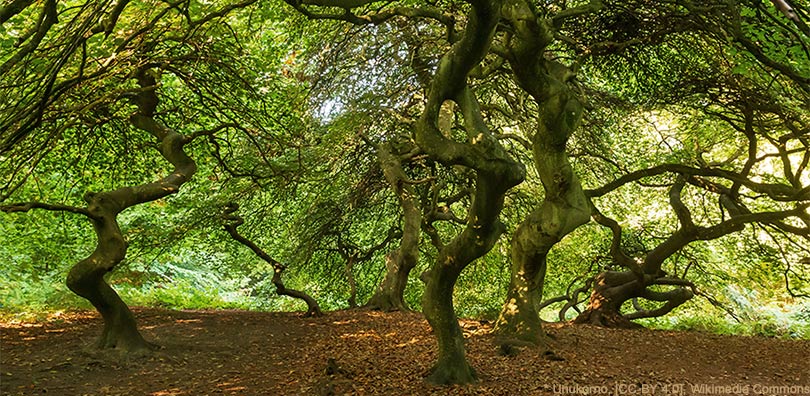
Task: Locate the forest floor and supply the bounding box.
[1,308,808,396]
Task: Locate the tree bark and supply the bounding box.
[574,269,697,327]
[494,0,591,345]
[493,91,589,342]
[366,143,420,311]
[577,177,776,328]
[366,249,416,311]
[573,271,645,328]
[421,176,514,384]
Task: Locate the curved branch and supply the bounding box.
[286,0,453,27]
[222,203,322,317]
[551,0,603,27]
[669,176,694,230]
[191,0,258,27]
[624,286,693,320]
[587,198,640,272]
[0,201,98,219]
[586,163,809,202]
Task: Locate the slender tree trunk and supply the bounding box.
[272,267,323,317]
[366,143,420,311]
[494,224,551,345]
[223,203,323,317]
[346,256,358,308]
[366,249,416,311]
[494,152,589,342]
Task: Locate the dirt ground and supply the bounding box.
[1,308,808,395]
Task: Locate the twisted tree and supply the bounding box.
[1,0,272,350]
[1,69,204,351]
[492,0,598,345]
[567,0,810,327]
[285,0,526,383]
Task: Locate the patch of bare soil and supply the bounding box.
[1,308,808,395]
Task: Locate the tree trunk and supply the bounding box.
[421,173,518,385]
[272,268,323,317]
[422,262,476,384]
[574,271,645,329]
[366,143,420,312]
[410,0,524,384]
[346,256,358,308]
[494,223,551,345]
[494,150,589,343]
[66,207,153,352]
[366,249,415,311]
[495,41,590,343]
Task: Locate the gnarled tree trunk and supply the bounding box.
[66,198,153,352]
[366,143,420,312]
[413,0,525,383]
[421,173,518,384]
[67,68,197,352]
[494,0,593,345]
[577,179,754,328]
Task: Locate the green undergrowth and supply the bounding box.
[638,297,810,339]
[3,273,808,340]
[0,271,304,318]
[666,315,810,339]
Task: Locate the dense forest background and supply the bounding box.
[1,0,809,385]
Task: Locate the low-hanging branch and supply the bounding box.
[0,200,99,219]
[624,286,694,320]
[284,0,454,29]
[221,202,322,317]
